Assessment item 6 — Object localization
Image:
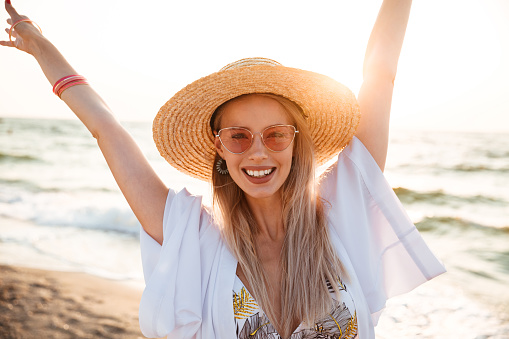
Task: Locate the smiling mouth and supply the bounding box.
[243,168,275,178]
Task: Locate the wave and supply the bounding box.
[393,187,506,206]
[415,216,509,234]
[0,178,115,194]
[394,162,509,174]
[1,204,140,236]
[0,152,41,163]
[485,150,509,159]
[0,178,59,194]
[451,164,509,173]
[34,207,140,235]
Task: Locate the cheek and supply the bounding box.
[278,152,294,176]
[222,154,240,173]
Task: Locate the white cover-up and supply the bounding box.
[138,137,446,338]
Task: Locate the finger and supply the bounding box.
[5,26,17,37]
[0,40,16,48]
[6,16,27,25]
[4,26,14,40]
[5,1,22,19]
[5,29,22,48]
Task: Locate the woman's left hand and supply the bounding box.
[355,0,412,172]
[1,1,44,54]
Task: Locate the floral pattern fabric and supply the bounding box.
[233,277,358,339]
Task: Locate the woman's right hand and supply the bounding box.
[0,1,44,54]
[1,0,168,245]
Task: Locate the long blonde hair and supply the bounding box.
[211,93,347,337]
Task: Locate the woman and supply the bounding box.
[2,0,445,338]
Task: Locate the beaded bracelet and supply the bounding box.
[53,75,89,99]
[9,19,43,44]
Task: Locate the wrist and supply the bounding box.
[9,20,44,54]
[28,35,52,58]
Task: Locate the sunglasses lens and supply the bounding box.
[219,128,252,153]
[263,126,296,151]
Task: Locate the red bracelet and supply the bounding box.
[9,19,42,44]
[53,75,86,94]
[57,80,89,98]
[53,75,88,98]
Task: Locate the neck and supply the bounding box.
[245,193,285,242]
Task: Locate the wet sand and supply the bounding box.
[0,265,154,339]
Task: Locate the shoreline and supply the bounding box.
[0,264,154,339]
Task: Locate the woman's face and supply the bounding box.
[214,95,294,201]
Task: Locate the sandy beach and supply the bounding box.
[0,264,151,339]
[2,263,509,339]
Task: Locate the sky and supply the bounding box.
[1,0,508,133]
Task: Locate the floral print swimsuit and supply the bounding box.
[233,276,358,339]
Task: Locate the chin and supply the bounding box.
[239,180,286,202]
[230,168,290,202]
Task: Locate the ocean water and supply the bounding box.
[1,117,508,338]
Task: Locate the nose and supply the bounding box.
[247,133,268,160]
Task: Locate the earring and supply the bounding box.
[216,158,229,175]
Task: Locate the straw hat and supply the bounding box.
[153,57,361,181]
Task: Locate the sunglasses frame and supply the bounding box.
[216,124,299,154]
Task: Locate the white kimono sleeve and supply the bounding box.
[138,188,222,338]
[320,137,446,325]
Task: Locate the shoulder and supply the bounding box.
[319,136,379,198]
[161,187,219,243]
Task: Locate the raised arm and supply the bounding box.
[355,0,412,171]
[1,2,167,244]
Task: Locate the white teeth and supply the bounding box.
[246,168,273,178]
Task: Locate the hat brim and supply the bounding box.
[153,64,361,181]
